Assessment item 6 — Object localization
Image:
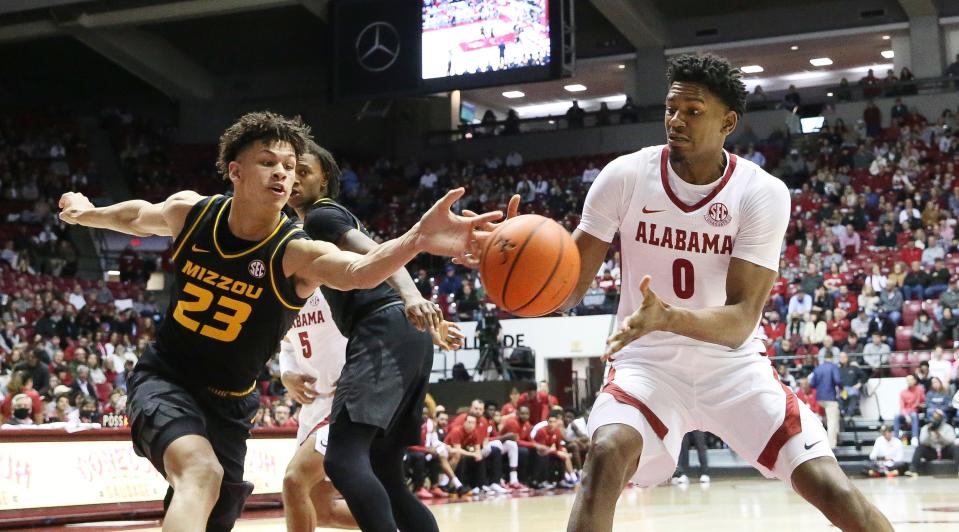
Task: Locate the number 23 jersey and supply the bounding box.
[154,195,308,391]
[578,146,791,358]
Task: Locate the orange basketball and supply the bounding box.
[479,214,581,317]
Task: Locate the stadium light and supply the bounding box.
[790,45,799,51]
[502,90,525,98]
[827,92,834,97]
[882,35,890,40]
[741,65,764,74]
[617,64,625,69]
[564,84,587,92]
[809,57,833,67]
[881,50,894,59]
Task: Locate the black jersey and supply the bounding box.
[302,199,402,336]
[146,195,308,392]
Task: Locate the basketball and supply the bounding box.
[479,214,581,317]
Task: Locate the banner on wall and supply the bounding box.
[432,314,615,381]
[0,438,295,510]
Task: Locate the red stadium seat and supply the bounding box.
[916,350,932,363]
[889,352,910,377]
[902,301,922,326]
[895,326,913,351]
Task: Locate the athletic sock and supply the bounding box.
[451,477,463,489]
[438,474,449,487]
[509,471,518,484]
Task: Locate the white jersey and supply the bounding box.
[280,288,348,431]
[578,145,790,360]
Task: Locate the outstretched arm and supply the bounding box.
[559,229,611,311]
[288,188,503,292]
[58,190,203,238]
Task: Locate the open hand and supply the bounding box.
[454,194,521,267]
[604,275,670,361]
[281,371,317,405]
[416,188,503,266]
[430,320,465,350]
[58,192,95,225]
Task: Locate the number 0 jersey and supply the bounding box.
[148,195,309,392]
[578,145,791,360]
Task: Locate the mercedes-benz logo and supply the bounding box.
[355,21,400,72]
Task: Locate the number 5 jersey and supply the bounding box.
[149,194,308,393]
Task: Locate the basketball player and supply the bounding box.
[57,112,503,532]
[287,140,514,532]
[556,55,891,531]
[279,285,464,530]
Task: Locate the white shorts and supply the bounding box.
[587,348,833,487]
[296,397,333,455]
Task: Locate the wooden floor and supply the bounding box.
[76,476,959,531]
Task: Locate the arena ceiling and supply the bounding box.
[0,0,949,107]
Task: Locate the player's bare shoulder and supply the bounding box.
[161,190,206,236]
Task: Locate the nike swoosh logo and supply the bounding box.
[191,244,210,253]
[642,206,665,214]
[804,440,822,450]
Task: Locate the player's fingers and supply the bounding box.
[302,375,316,383]
[506,194,520,219]
[467,210,504,228]
[639,275,652,295]
[462,209,478,218]
[437,188,466,212]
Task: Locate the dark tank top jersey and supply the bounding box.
[146,195,308,392]
[302,199,402,337]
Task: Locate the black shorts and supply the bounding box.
[330,303,432,445]
[127,365,258,482]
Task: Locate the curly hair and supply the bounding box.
[303,139,341,200]
[216,111,312,178]
[667,54,747,118]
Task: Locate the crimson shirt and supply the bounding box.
[501,417,535,448]
[446,425,481,450]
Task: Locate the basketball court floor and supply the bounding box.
[60,477,958,531]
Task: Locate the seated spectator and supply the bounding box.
[500,405,535,485]
[915,361,933,391]
[911,312,935,350]
[845,332,864,354]
[864,264,888,294]
[818,335,840,364]
[580,280,607,314]
[879,286,904,324]
[13,349,49,397]
[921,236,945,267]
[866,425,907,477]
[875,222,897,248]
[834,286,858,317]
[1,393,35,427]
[894,374,925,444]
[907,410,958,476]
[929,347,953,388]
[902,261,929,301]
[926,259,950,299]
[419,167,438,189]
[581,162,599,184]
[925,377,951,419]
[70,365,96,399]
[530,412,578,489]
[455,281,481,321]
[838,225,861,256]
[862,332,892,374]
[787,290,813,321]
[800,263,824,296]
[413,269,433,298]
[45,386,78,423]
[776,363,797,389]
[273,403,298,428]
[801,311,827,346]
[940,280,959,312]
[446,413,493,493]
[858,285,880,317]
